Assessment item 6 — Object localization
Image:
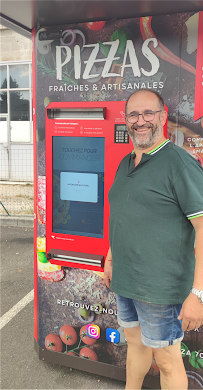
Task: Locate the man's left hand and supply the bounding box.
[178,293,203,331]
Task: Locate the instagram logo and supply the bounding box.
[87,324,100,339]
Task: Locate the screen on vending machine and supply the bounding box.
[52,136,105,238]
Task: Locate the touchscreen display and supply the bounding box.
[52,136,105,238]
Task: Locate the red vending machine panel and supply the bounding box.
[46,101,132,271]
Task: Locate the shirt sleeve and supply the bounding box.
[172,160,203,220]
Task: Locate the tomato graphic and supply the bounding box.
[45,334,63,352]
[80,325,96,345]
[79,347,98,361]
[59,325,77,345]
[86,21,106,30]
[66,351,77,356]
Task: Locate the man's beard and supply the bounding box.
[127,122,162,149]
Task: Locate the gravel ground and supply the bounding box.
[0,183,34,215]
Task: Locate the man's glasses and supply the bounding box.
[126,110,163,124]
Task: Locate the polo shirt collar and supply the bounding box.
[131,139,170,157]
[147,139,170,155]
[129,139,170,171]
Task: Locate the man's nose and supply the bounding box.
[136,113,146,126]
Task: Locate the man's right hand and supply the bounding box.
[104,259,112,288]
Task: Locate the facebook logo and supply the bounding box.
[106,328,120,343]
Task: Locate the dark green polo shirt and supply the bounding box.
[108,140,203,304]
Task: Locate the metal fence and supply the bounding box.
[0,148,33,182]
[0,148,34,215]
[0,182,34,215]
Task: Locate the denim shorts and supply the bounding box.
[116,294,184,349]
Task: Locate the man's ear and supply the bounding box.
[161,110,168,127]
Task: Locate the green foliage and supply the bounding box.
[189,350,203,369]
[110,27,132,54]
[181,342,189,357]
[37,252,49,264]
[37,55,77,85]
[99,27,132,59]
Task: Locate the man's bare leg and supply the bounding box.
[124,326,153,390]
[153,342,188,390]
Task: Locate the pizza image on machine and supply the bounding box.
[53,174,70,226]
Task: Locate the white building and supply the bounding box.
[0,25,33,181]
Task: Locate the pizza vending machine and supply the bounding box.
[35,97,136,380]
[33,11,203,388]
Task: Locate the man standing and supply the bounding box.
[104,89,203,390]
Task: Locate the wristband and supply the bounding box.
[106,259,112,262]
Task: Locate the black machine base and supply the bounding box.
[34,339,161,388]
[34,340,201,389]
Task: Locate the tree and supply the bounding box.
[0,78,7,114]
[0,77,29,120]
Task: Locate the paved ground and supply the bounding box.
[1,226,127,390]
[0,214,34,228]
